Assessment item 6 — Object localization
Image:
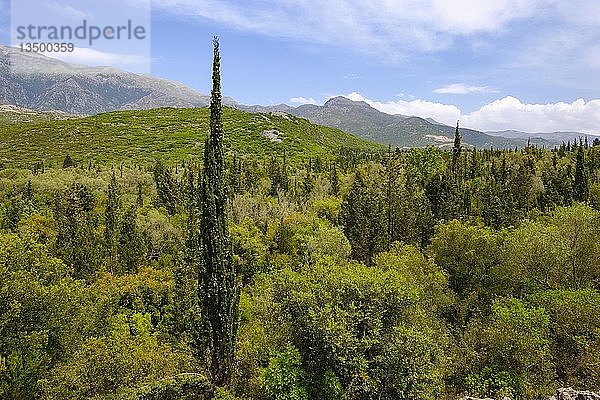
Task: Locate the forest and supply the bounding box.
[2,39,600,400]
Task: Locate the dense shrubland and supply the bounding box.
[1,135,600,399]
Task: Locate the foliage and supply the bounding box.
[246,245,450,399]
[260,346,307,400]
[41,313,195,400]
[529,290,600,390]
[460,298,554,399]
[130,373,213,400]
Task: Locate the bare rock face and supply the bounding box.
[460,397,510,400]
[460,397,495,400]
[459,389,600,400]
[549,387,600,400]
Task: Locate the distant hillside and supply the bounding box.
[243,97,554,149]
[0,104,74,125]
[0,107,383,166]
[0,46,237,115]
[486,129,600,144]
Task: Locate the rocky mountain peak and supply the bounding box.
[324,96,370,109]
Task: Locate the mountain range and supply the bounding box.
[0,45,236,115]
[0,46,586,149]
[240,97,552,149]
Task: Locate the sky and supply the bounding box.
[2,0,600,134]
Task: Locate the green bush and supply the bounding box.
[260,346,307,400]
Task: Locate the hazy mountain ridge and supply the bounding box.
[0,46,237,115]
[486,129,599,143]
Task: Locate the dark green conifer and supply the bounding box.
[153,161,178,215]
[118,204,144,273]
[470,147,478,178]
[199,36,239,387]
[573,142,589,202]
[105,172,120,272]
[330,162,340,196]
[452,121,462,175]
[136,182,143,206]
[340,171,386,266]
[62,154,75,169]
[23,180,33,202]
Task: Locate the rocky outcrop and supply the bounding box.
[549,387,600,400]
[460,396,510,400]
[460,388,600,400]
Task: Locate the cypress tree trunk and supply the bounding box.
[199,36,239,387]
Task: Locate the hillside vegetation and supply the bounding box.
[0,107,383,167]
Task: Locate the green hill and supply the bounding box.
[0,107,383,167]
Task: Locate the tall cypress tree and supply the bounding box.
[452,120,462,175]
[105,172,120,273]
[330,162,340,196]
[340,171,386,266]
[199,36,239,387]
[573,142,589,202]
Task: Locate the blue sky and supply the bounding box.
[2,0,600,133]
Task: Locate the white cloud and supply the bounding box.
[151,0,553,56]
[433,83,498,94]
[329,93,600,134]
[289,96,317,105]
[41,47,150,71]
[462,96,600,134]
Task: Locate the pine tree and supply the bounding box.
[573,143,589,202]
[136,182,143,206]
[62,154,75,169]
[55,183,100,280]
[302,171,315,198]
[452,121,462,175]
[118,204,144,273]
[330,162,340,196]
[470,147,478,179]
[340,171,386,266]
[199,36,240,387]
[105,172,120,273]
[153,161,178,215]
[23,180,33,202]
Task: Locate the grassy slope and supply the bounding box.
[0,107,383,166]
